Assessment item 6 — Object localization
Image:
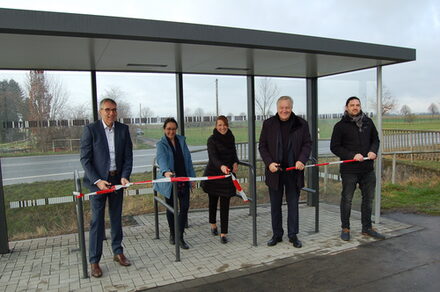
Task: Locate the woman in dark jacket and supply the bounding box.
[201,116,239,244]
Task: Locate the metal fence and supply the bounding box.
[383,129,440,151]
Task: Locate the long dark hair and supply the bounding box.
[163,117,178,129]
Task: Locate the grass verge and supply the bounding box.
[381,180,440,215]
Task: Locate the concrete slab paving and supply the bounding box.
[0,203,415,291]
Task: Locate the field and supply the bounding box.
[318,115,440,140]
[1,115,439,240]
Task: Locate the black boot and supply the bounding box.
[169,231,175,245]
[179,235,189,249]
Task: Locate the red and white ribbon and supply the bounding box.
[231,173,249,202]
[73,173,249,201]
[283,157,371,171]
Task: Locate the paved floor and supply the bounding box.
[0,204,415,292]
[161,213,439,292]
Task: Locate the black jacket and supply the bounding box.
[201,129,239,196]
[330,113,379,174]
[258,113,312,190]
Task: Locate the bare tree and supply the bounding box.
[193,107,204,117]
[48,77,68,119]
[184,107,193,116]
[256,77,280,116]
[427,103,439,117]
[370,85,398,115]
[67,103,92,120]
[25,70,69,151]
[100,88,132,119]
[192,108,205,127]
[400,104,415,123]
[140,106,154,119]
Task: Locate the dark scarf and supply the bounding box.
[344,110,366,132]
[213,128,235,147]
[276,113,296,166]
[166,136,188,189]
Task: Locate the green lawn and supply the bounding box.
[317,116,440,139]
[382,181,440,215]
[138,121,263,146]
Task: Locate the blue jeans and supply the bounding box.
[268,173,300,239]
[89,174,124,264]
[340,171,376,231]
[165,184,190,237]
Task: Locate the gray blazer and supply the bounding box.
[80,120,133,191]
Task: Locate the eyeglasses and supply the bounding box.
[101,108,117,113]
[165,127,177,131]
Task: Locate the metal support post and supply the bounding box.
[247,75,258,246]
[175,75,188,229]
[392,153,396,184]
[74,170,88,278]
[172,181,180,261]
[91,70,99,122]
[153,165,160,239]
[176,73,185,136]
[306,77,319,232]
[0,158,10,254]
[375,66,383,224]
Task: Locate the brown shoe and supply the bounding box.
[113,254,131,266]
[90,263,102,278]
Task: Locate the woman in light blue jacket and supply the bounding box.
[154,118,195,249]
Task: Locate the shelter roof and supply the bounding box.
[0,8,416,77]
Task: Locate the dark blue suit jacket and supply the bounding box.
[80,120,133,191]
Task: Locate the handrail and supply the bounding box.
[73,170,88,278]
[237,160,257,246]
[153,150,258,246]
[383,128,440,133]
[152,164,181,261]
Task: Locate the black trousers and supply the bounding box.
[165,185,190,237]
[340,171,376,231]
[208,194,231,234]
[268,173,300,239]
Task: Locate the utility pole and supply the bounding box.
[139,103,142,124]
[215,79,219,116]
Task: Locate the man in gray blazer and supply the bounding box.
[80,98,133,278]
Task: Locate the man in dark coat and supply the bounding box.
[330,96,385,241]
[80,98,133,277]
[259,96,312,248]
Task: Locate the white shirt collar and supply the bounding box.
[101,120,114,130]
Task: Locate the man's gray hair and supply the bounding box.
[277,96,293,107]
[99,98,117,109]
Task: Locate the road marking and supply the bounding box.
[3,171,83,181]
[3,165,154,181]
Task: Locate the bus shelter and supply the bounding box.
[0,8,416,255]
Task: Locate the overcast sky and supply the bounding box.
[0,0,439,115]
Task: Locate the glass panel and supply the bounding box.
[96,72,176,173]
[0,70,92,240]
[182,74,248,209]
[95,72,177,217]
[254,77,306,204]
[318,68,377,210]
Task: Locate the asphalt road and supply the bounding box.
[149,213,440,292]
[0,140,331,185]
